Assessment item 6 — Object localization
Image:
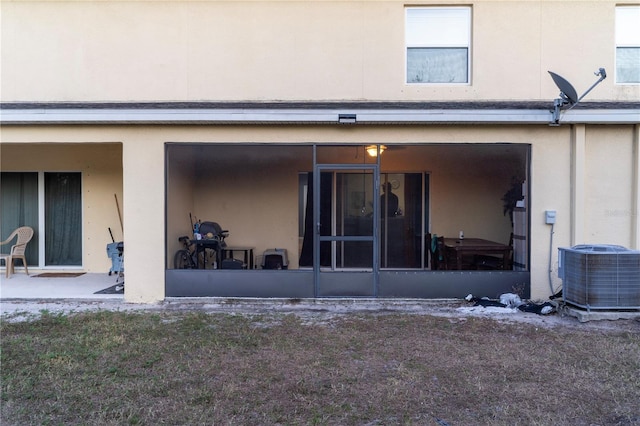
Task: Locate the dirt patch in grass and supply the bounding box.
[1,309,639,425]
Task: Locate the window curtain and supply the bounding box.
[299,173,314,267]
[299,172,332,267]
[0,172,39,264]
[403,173,422,268]
[45,173,82,265]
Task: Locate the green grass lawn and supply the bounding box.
[2,311,639,425]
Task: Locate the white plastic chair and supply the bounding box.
[0,226,34,278]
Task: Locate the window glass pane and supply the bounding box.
[617,47,640,83]
[45,172,82,266]
[407,48,468,83]
[0,172,39,265]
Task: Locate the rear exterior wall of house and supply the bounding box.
[1,1,639,302]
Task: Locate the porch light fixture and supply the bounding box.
[338,114,357,124]
[548,68,606,125]
[366,145,386,157]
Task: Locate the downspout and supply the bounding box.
[570,124,586,246]
[632,124,640,249]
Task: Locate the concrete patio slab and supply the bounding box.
[1,271,123,299]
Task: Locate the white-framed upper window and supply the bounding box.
[405,6,471,84]
[616,6,640,84]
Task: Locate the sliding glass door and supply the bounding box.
[44,173,82,265]
[0,172,39,265]
[0,172,82,267]
[379,173,426,269]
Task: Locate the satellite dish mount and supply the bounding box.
[548,68,606,125]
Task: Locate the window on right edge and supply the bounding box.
[405,6,471,84]
[616,6,640,84]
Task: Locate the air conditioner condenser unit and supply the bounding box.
[558,245,640,311]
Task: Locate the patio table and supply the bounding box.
[221,246,255,269]
[443,238,511,270]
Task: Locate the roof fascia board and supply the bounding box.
[557,109,640,124]
[0,107,638,125]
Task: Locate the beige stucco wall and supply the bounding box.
[584,126,636,246]
[2,0,638,103]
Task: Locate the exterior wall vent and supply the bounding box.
[558,245,640,311]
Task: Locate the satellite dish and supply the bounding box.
[548,68,606,125]
[548,71,578,105]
